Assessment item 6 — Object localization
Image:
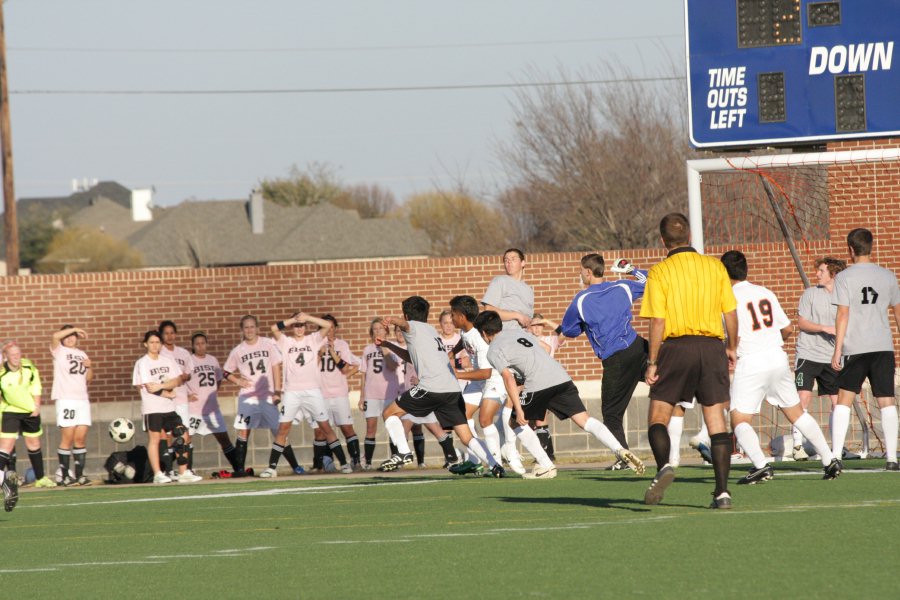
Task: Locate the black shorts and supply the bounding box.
[837,351,896,397]
[396,388,467,429]
[0,412,42,438]
[519,381,586,422]
[795,358,839,395]
[650,336,730,407]
[144,411,184,434]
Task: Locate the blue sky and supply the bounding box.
[6,0,684,206]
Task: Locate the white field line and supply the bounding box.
[0,548,276,574]
[773,468,887,477]
[23,479,443,509]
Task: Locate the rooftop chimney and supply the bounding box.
[250,190,264,234]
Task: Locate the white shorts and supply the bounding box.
[55,399,92,428]
[325,396,354,426]
[483,380,508,403]
[731,351,801,415]
[280,389,330,425]
[402,412,438,425]
[463,391,483,408]
[187,408,228,436]
[234,396,280,431]
[363,398,386,420]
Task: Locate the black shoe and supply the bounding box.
[823,459,843,480]
[886,461,899,471]
[605,459,628,471]
[737,464,774,485]
[490,464,506,478]
[644,465,675,505]
[709,490,732,509]
[2,474,19,512]
[378,453,413,472]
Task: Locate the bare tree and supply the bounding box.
[332,183,397,218]
[495,62,694,251]
[259,162,347,208]
[403,191,510,256]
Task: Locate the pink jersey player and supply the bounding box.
[223,336,283,401]
[320,337,360,399]
[187,352,223,416]
[277,330,326,392]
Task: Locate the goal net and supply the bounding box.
[686,148,900,460]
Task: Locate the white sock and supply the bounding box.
[501,406,517,446]
[880,405,898,462]
[792,412,833,465]
[583,417,623,452]
[384,416,411,455]
[482,424,502,463]
[466,438,497,467]
[792,411,806,447]
[668,416,684,467]
[831,404,851,457]
[733,422,768,469]
[515,425,554,468]
[467,418,476,435]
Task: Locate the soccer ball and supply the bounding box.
[108,418,135,443]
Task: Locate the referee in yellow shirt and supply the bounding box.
[639,213,738,509]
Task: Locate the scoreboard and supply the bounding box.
[685,0,900,148]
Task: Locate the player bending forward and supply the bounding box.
[720,251,841,484]
[377,296,504,476]
[475,310,644,478]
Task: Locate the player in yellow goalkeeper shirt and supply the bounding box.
[1,343,56,512]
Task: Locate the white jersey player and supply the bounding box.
[720,251,841,484]
[222,315,283,477]
[50,325,93,486]
[159,320,195,476]
[187,332,241,477]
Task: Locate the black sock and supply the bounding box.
[313,441,326,469]
[329,441,347,465]
[28,448,45,480]
[438,434,456,461]
[9,450,16,472]
[187,443,194,470]
[268,443,285,469]
[0,451,9,471]
[58,448,72,479]
[710,432,732,495]
[545,431,555,459]
[412,434,426,464]
[222,444,239,471]
[346,436,361,464]
[364,437,376,464]
[235,438,248,472]
[73,447,86,478]
[282,444,299,469]
[648,423,671,471]
[536,427,555,459]
[389,441,398,456]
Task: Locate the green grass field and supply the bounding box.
[4,460,898,599]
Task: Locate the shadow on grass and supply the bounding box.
[493,495,703,511]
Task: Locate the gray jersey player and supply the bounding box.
[475,310,644,478]
[481,248,534,330]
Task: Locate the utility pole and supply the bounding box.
[0,1,18,275]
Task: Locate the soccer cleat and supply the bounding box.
[448,460,480,475]
[615,448,645,475]
[34,477,58,489]
[490,464,506,478]
[167,471,180,482]
[2,474,19,512]
[378,453,414,472]
[644,465,676,505]
[841,447,861,460]
[417,462,427,469]
[792,445,809,461]
[177,470,202,483]
[605,459,628,471]
[293,466,306,475]
[690,436,713,464]
[522,465,558,479]
[322,456,337,473]
[502,443,526,475]
[75,476,92,486]
[823,459,843,480]
[259,467,278,478]
[885,461,900,471]
[737,464,774,485]
[244,468,255,477]
[362,463,373,471]
[709,491,733,509]
[153,472,173,484]
[62,475,78,487]
[340,462,353,474]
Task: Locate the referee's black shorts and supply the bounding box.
[396,387,467,429]
[650,336,730,407]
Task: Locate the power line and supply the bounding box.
[8,34,682,54]
[11,76,684,96]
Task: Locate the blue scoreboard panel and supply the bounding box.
[685,0,900,148]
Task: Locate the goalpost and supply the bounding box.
[686,147,900,459]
